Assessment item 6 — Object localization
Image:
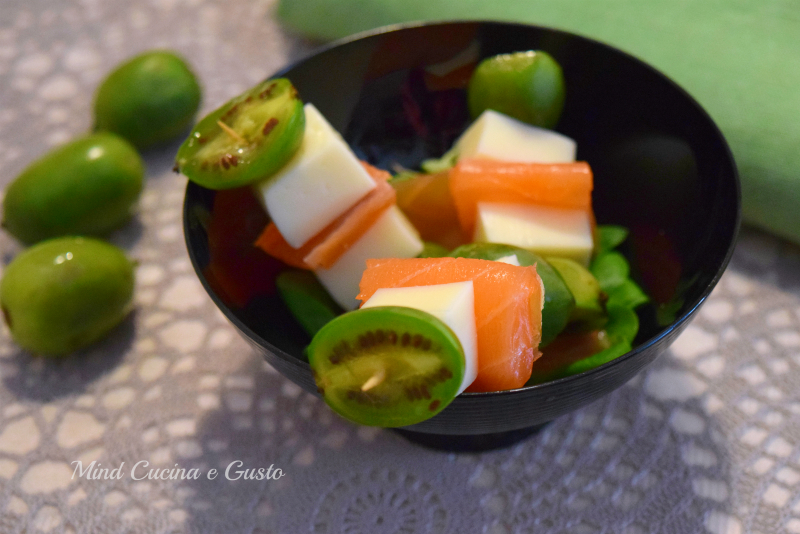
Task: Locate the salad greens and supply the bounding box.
[525,225,648,385]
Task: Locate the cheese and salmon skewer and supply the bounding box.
[358,257,544,393]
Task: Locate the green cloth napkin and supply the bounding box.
[278,0,800,245]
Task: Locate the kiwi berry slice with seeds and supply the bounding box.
[308,306,466,428]
[175,78,304,189]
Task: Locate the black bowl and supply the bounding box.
[183,21,739,438]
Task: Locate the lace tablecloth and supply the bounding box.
[1,1,799,532]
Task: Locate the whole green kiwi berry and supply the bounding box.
[0,237,135,356]
[2,132,144,245]
[468,50,566,129]
[93,50,202,149]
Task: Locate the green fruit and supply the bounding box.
[448,243,574,347]
[547,257,608,331]
[175,78,305,190]
[308,306,465,427]
[94,50,202,149]
[276,270,342,338]
[468,50,566,129]
[2,132,144,245]
[0,237,135,356]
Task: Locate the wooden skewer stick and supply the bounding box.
[361,368,386,391]
[217,120,246,144]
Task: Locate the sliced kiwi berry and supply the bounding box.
[308,306,465,428]
[175,78,304,190]
[448,243,574,347]
[547,257,608,331]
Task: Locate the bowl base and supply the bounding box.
[393,424,548,452]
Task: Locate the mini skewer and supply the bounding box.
[361,368,386,391]
[217,120,246,144]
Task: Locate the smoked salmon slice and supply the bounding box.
[393,170,468,249]
[449,158,594,236]
[255,162,395,270]
[357,257,544,392]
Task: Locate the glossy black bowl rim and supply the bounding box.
[183,19,741,399]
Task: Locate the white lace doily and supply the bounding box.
[1,2,799,533]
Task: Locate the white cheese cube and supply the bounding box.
[474,202,593,266]
[454,109,576,163]
[315,206,423,310]
[495,254,520,266]
[256,103,376,248]
[362,281,478,395]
